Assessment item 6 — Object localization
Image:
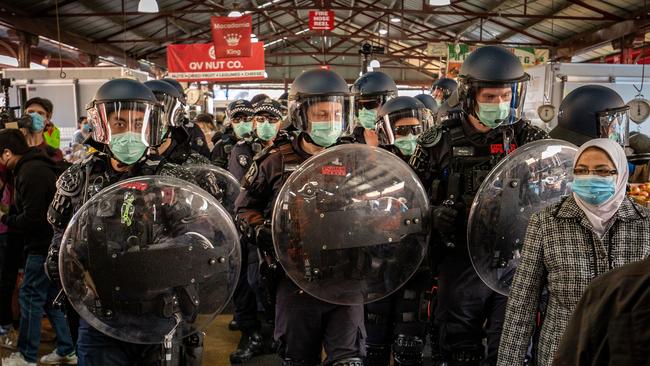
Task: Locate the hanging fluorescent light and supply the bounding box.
[369,59,380,68]
[228,10,243,17]
[428,0,451,5]
[390,17,401,23]
[138,0,159,13]
[379,29,388,35]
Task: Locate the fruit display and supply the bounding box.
[628,183,650,207]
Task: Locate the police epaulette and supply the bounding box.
[417,126,444,148]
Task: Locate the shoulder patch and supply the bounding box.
[238,154,250,167]
[241,161,258,189]
[56,163,84,197]
[418,126,444,148]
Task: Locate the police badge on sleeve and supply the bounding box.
[238,154,250,167]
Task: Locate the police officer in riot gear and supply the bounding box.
[228,98,285,364]
[351,71,398,146]
[414,94,438,130]
[362,95,429,366]
[45,78,219,366]
[431,78,458,107]
[235,69,365,366]
[211,100,255,168]
[550,85,631,147]
[410,46,548,366]
[161,78,210,158]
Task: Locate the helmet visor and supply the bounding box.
[154,92,185,128]
[88,101,164,147]
[377,108,426,145]
[598,107,630,146]
[472,81,527,127]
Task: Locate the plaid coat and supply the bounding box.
[497,196,650,366]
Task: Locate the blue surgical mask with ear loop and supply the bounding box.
[29,113,45,132]
[477,102,510,128]
[572,175,616,206]
[309,121,343,147]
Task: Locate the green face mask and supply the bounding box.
[309,121,343,147]
[256,121,278,141]
[357,108,377,130]
[110,132,147,165]
[233,121,253,138]
[394,134,418,156]
[477,102,511,129]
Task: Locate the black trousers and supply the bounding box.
[435,250,506,365]
[0,232,22,327]
[232,240,260,333]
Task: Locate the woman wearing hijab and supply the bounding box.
[497,139,650,366]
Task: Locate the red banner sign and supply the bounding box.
[309,10,335,31]
[166,42,265,82]
[210,15,252,58]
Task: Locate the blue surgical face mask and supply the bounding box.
[477,102,510,129]
[309,121,343,147]
[572,175,616,206]
[29,113,45,133]
[233,121,253,138]
[393,134,418,156]
[109,132,147,165]
[357,108,377,130]
[256,121,278,141]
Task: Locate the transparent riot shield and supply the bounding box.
[59,176,240,344]
[184,164,241,216]
[468,139,578,296]
[272,144,429,305]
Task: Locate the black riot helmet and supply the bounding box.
[550,85,630,147]
[144,80,185,128]
[453,46,529,129]
[161,78,186,104]
[430,78,458,103]
[86,78,164,164]
[288,69,350,146]
[376,96,426,148]
[414,93,438,129]
[350,71,398,130]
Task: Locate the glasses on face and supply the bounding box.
[231,116,253,124]
[358,100,381,110]
[254,115,282,124]
[573,168,618,177]
[394,125,422,136]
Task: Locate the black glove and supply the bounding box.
[255,224,274,253]
[45,245,61,285]
[432,205,458,234]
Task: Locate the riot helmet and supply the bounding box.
[253,98,283,142]
[288,69,350,147]
[430,78,458,105]
[278,92,289,117]
[455,46,529,129]
[376,96,427,157]
[227,99,255,139]
[86,78,164,165]
[144,80,185,128]
[351,71,398,130]
[550,85,630,147]
[161,78,187,105]
[414,93,438,129]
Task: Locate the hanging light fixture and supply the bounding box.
[428,0,451,6]
[378,29,388,35]
[228,10,243,17]
[138,0,159,13]
[369,59,381,68]
[390,17,401,23]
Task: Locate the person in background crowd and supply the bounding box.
[22,98,63,161]
[0,129,75,366]
[350,71,398,146]
[0,162,18,350]
[498,139,650,366]
[414,93,439,130]
[24,97,60,150]
[72,116,90,145]
[194,113,217,151]
[211,100,255,169]
[552,256,650,366]
[430,78,458,107]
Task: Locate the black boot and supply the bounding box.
[228,318,240,331]
[229,330,265,364]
